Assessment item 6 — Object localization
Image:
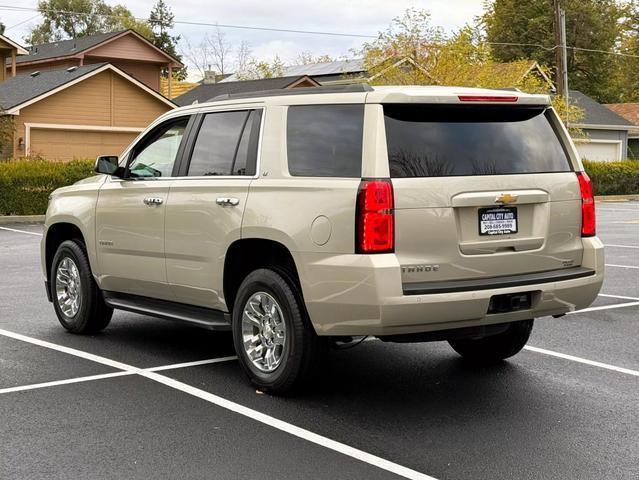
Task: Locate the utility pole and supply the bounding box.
[554,0,569,102]
[560,8,569,104]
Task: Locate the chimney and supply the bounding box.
[203,69,218,84]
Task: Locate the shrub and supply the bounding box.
[0,158,95,215]
[583,160,639,196]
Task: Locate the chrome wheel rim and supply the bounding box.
[241,292,287,373]
[55,257,82,318]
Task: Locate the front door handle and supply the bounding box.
[143,197,164,206]
[216,197,240,207]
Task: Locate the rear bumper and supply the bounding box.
[298,237,604,336]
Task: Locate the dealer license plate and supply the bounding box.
[478,207,518,236]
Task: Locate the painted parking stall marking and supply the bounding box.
[0,328,437,480]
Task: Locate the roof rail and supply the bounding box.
[209,83,373,102]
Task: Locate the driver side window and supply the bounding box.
[127,118,189,178]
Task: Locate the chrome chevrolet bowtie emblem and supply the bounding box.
[495,193,518,204]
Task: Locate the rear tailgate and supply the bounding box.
[383,103,584,287]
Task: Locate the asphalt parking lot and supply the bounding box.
[1,203,638,480]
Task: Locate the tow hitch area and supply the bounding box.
[488,292,532,314]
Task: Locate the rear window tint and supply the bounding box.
[384,105,572,177]
[287,104,364,177]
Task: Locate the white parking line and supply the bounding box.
[0,327,437,480]
[598,293,639,301]
[605,263,639,270]
[569,300,639,314]
[0,357,239,395]
[145,356,237,372]
[524,346,639,377]
[0,371,134,394]
[0,226,43,236]
[604,244,639,249]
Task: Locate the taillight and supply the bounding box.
[356,179,394,253]
[577,172,596,237]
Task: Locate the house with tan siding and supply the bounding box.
[6,30,183,95]
[1,63,175,160]
[0,31,179,161]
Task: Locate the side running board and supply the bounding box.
[103,291,231,331]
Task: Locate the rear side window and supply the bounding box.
[287,104,364,177]
[187,109,261,176]
[384,105,572,177]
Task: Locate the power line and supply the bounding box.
[5,13,40,31]
[4,4,639,60]
[568,45,639,59]
[0,4,378,38]
[484,41,555,51]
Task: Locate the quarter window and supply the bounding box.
[127,118,188,178]
[287,105,364,177]
[187,110,261,177]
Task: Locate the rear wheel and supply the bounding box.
[232,268,322,395]
[448,319,533,364]
[51,240,113,334]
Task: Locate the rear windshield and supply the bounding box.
[384,105,572,178]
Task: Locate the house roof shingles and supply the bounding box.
[604,103,639,126]
[0,63,106,110]
[173,76,317,106]
[13,31,123,65]
[569,90,634,127]
[221,59,366,83]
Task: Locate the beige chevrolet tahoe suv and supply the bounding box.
[42,85,604,394]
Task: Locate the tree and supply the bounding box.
[148,0,185,80]
[609,1,639,102]
[235,56,286,80]
[361,9,583,125]
[0,21,5,35]
[181,29,251,80]
[482,0,622,103]
[295,52,334,65]
[359,8,445,85]
[26,0,152,45]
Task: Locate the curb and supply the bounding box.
[0,215,45,225]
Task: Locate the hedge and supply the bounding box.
[0,159,95,215]
[0,158,637,216]
[583,160,639,196]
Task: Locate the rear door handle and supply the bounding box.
[143,197,164,206]
[216,197,240,207]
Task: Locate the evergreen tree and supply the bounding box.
[148,0,186,80]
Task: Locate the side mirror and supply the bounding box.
[95,155,122,177]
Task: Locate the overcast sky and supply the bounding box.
[1,0,486,80]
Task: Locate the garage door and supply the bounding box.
[30,128,140,161]
[575,141,621,162]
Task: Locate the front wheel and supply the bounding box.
[51,240,113,334]
[448,319,533,364]
[232,268,322,395]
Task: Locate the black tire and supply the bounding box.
[232,268,323,395]
[448,319,533,364]
[50,239,113,334]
